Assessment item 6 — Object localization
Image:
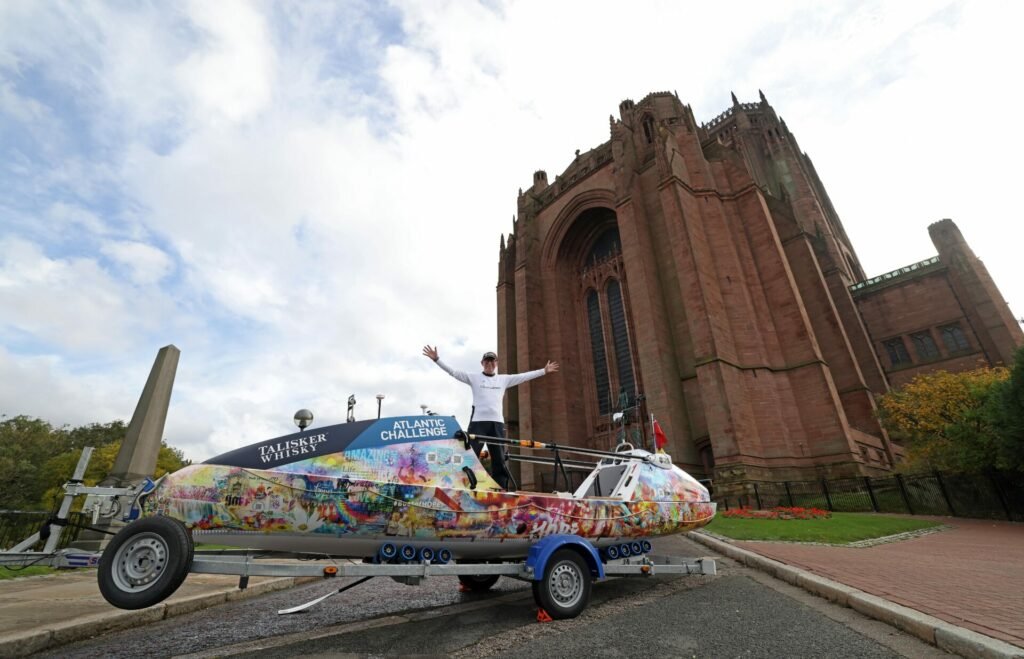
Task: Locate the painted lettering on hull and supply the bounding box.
[258,433,328,463]
[379,418,448,442]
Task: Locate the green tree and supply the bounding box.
[939,377,1010,472]
[37,440,190,509]
[1,416,191,510]
[61,420,127,451]
[156,442,189,476]
[989,346,1024,472]
[0,416,61,509]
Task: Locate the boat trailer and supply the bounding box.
[1,447,716,619]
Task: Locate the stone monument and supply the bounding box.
[72,344,179,549]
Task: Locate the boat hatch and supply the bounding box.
[574,463,633,498]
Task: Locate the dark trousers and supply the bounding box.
[467,420,510,490]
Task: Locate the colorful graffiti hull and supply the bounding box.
[141,416,715,557]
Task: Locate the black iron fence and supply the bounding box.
[714,471,1024,522]
[0,510,88,551]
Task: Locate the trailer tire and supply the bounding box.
[532,548,591,619]
[458,574,500,591]
[98,516,193,610]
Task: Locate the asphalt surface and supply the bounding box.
[224,575,919,659]
[39,535,946,659]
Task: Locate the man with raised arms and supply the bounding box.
[422,345,559,489]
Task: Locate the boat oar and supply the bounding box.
[459,431,652,463]
[277,575,374,615]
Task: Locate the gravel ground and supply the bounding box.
[39,573,530,659]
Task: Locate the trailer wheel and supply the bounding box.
[532,548,591,619]
[98,516,193,610]
[458,574,500,591]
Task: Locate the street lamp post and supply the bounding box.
[294,409,313,430]
[376,394,385,419]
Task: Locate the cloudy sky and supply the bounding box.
[2,0,1021,461]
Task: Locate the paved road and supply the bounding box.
[734,516,1024,647]
[41,537,944,658]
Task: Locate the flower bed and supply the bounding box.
[721,506,831,520]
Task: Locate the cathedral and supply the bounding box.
[496,91,1023,493]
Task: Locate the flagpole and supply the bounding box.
[650,412,656,453]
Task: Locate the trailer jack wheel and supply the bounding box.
[98,516,194,610]
[532,548,591,619]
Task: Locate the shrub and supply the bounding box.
[721,506,831,520]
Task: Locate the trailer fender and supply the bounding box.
[526,535,604,581]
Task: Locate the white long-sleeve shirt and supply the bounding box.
[433,358,546,423]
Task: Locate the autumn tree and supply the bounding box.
[877,365,1009,473]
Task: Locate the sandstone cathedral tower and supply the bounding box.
[496,91,1022,493]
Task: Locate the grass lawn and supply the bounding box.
[705,512,942,544]
[0,565,60,580]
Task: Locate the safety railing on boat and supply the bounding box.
[457,430,654,493]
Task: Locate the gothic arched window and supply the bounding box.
[586,229,621,267]
[575,219,638,423]
[586,289,611,414]
[642,115,655,143]
[606,279,636,405]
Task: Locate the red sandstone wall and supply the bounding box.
[500,93,1013,485]
[854,269,986,388]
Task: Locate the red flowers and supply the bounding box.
[721,506,831,520]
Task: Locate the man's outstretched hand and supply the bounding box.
[422,345,439,362]
[545,360,560,374]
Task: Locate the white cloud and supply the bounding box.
[100,240,174,286]
[175,0,277,123]
[0,346,138,426]
[0,237,178,353]
[2,0,1022,463]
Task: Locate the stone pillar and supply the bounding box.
[103,345,180,486]
[72,345,179,549]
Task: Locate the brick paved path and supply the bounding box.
[735,516,1024,648]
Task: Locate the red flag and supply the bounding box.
[653,419,668,450]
